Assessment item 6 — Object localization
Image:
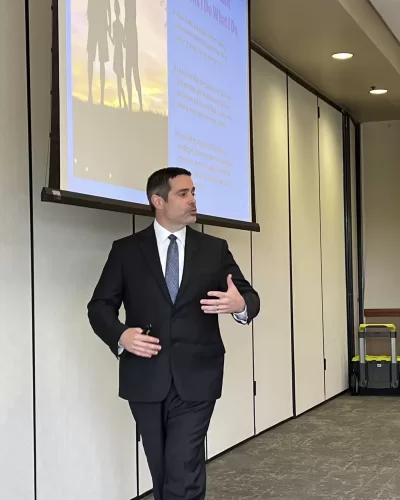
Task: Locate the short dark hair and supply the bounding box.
[146,167,191,212]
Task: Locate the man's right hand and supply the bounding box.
[119,328,161,358]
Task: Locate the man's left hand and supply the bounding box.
[201,274,245,314]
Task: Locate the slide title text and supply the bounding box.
[190,0,239,36]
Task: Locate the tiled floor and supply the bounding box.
[144,395,400,499]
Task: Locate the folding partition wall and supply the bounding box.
[1,1,356,497]
[251,54,349,421]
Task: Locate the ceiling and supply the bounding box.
[370,0,400,43]
[250,0,400,122]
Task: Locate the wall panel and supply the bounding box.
[318,100,348,398]
[204,227,254,458]
[288,79,325,415]
[30,1,137,499]
[251,51,293,432]
[0,1,34,499]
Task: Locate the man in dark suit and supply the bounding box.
[88,167,260,500]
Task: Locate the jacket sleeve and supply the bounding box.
[220,239,260,324]
[87,241,129,356]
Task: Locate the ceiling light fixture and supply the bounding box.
[369,86,388,95]
[332,52,354,60]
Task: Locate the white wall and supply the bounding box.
[29,1,137,499]
[362,121,400,309]
[288,79,325,414]
[251,52,293,432]
[0,2,34,499]
[318,100,348,398]
[1,4,352,495]
[205,227,254,458]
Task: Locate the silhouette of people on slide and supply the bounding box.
[112,0,127,108]
[124,0,143,112]
[86,0,143,111]
[87,0,111,105]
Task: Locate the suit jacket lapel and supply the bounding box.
[175,226,200,305]
[138,223,173,305]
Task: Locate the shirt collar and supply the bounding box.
[154,219,186,246]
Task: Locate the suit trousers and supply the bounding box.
[129,383,215,500]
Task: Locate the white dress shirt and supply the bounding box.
[118,220,247,354]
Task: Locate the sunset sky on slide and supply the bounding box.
[70,0,168,114]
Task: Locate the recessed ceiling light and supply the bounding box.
[332,52,354,60]
[369,86,387,95]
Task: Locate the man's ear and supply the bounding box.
[151,194,164,210]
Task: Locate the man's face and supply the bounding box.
[154,175,197,226]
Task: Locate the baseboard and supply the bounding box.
[293,389,349,418]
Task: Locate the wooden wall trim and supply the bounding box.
[364,309,400,317]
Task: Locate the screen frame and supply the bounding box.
[45,0,260,232]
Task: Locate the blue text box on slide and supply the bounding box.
[167,0,251,221]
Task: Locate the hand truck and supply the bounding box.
[350,323,398,395]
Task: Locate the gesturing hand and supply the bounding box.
[200,274,245,315]
[119,328,161,358]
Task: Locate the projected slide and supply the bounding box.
[60,0,251,221]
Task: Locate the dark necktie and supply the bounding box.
[165,234,179,302]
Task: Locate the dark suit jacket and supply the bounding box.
[87,224,260,402]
